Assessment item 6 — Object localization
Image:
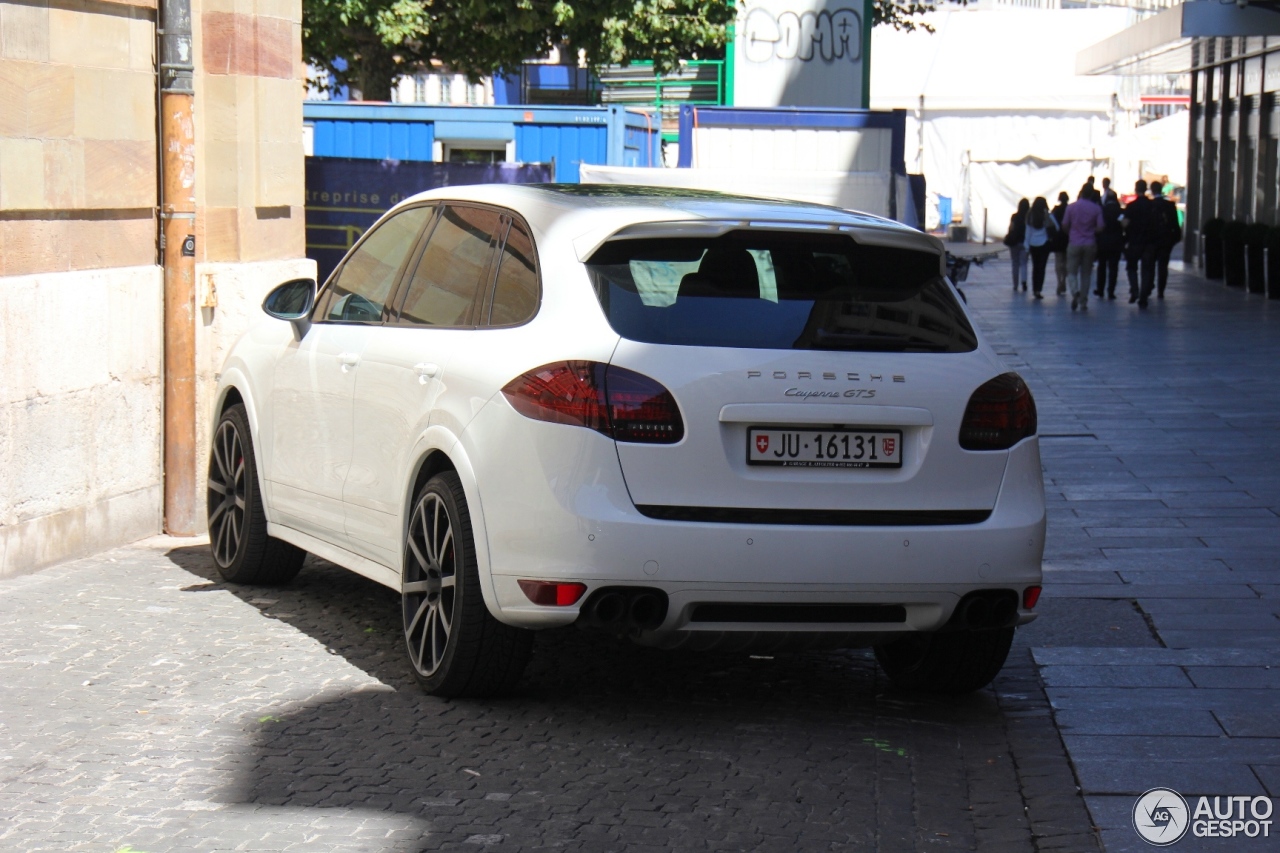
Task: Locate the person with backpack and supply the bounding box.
[1095,193,1125,299]
[1023,196,1059,299]
[1004,198,1030,291]
[1149,180,1182,300]
[1050,191,1070,295]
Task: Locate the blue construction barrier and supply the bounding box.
[304,102,661,183]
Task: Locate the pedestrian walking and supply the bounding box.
[1095,193,1124,299]
[1100,176,1119,206]
[1122,179,1157,307]
[1149,180,1182,300]
[1061,184,1104,311]
[1004,198,1030,291]
[1050,191,1070,295]
[1023,196,1058,299]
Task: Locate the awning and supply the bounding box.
[1078,1,1280,76]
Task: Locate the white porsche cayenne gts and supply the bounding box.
[207,184,1045,697]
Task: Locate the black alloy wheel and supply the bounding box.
[208,417,246,569]
[401,472,532,697]
[205,403,305,585]
[403,489,457,679]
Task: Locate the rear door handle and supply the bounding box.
[414,362,440,384]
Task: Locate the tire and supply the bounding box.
[402,472,532,697]
[874,627,1014,694]
[206,403,305,585]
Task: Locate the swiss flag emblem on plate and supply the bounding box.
[756,435,770,454]
[882,437,896,456]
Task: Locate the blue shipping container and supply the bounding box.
[304,103,661,182]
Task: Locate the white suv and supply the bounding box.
[207,185,1045,697]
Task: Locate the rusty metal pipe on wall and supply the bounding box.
[159,0,197,535]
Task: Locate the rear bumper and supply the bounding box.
[464,401,1045,633]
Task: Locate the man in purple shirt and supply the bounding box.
[1061,185,1105,311]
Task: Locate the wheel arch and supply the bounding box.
[218,385,244,417]
[211,371,274,523]
[213,368,262,439]
[401,431,503,622]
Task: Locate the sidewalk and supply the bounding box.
[965,257,1280,852]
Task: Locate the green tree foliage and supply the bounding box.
[303,0,950,101]
[874,0,955,32]
[304,0,734,101]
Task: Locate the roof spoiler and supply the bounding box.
[574,218,946,273]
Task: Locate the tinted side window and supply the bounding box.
[317,205,434,323]
[488,219,539,326]
[396,205,501,327]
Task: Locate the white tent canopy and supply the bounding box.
[871,8,1140,236]
[873,8,1131,114]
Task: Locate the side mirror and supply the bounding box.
[263,278,316,338]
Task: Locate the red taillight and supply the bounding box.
[518,580,587,606]
[501,361,684,444]
[959,373,1037,451]
[1023,586,1042,609]
[501,361,610,431]
[603,366,684,443]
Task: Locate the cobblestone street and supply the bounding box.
[0,537,1089,852]
[2,258,1277,852]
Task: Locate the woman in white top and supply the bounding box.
[1023,196,1059,299]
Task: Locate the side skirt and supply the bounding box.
[267,523,400,591]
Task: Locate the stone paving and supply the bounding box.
[1,254,1276,852]
[963,256,1280,853]
[0,538,1092,852]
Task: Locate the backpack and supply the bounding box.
[1048,206,1069,252]
[1156,199,1182,247]
[1004,213,1026,247]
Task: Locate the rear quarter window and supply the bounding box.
[586,232,976,353]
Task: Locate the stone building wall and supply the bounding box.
[0,0,313,576]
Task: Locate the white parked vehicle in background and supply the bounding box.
[207,185,1045,698]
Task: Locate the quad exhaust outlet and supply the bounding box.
[578,587,669,633]
[952,590,1019,630]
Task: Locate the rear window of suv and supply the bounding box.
[586,231,977,353]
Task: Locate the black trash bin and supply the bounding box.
[1222,221,1247,288]
[1203,218,1225,279]
[1269,227,1280,300]
[1245,222,1269,294]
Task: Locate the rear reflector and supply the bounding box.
[517,580,587,607]
[502,361,684,444]
[959,373,1037,450]
[1023,586,1042,610]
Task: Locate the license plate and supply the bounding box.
[748,428,903,468]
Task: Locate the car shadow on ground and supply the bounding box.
[164,544,1081,851]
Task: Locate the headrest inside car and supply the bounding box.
[678,247,760,299]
